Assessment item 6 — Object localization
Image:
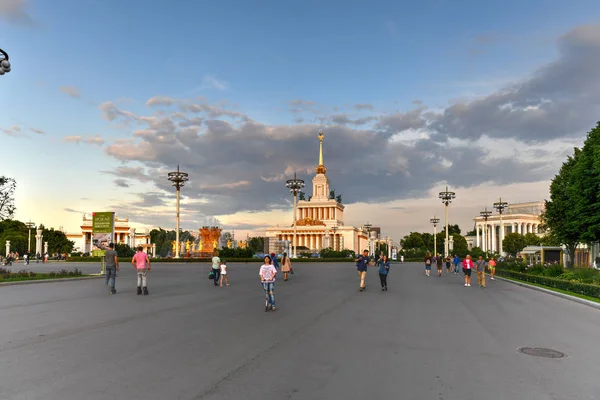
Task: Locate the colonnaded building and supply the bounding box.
[470,201,544,252]
[265,133,368,254]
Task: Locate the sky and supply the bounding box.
[1,0,600,243]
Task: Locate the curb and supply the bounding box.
[0,275,104,287]
[493,275,600,311]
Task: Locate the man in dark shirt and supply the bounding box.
[104,243,120,294]
[355,249,370,292]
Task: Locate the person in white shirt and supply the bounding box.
[259,255,277,312]
[219,261,229,287]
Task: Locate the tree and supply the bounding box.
[400,232,425,251]
[42,227,74,254]
[524,233,541,246]
[440,224,461,236]
[0,176,16,221]
[451,234,469,257]
[502,233,527,257]
[115,243,135,257]
[247,237,265,254]
[541,147,583,267]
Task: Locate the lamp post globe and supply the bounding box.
[167,165,189,259]
[0,49,11,75]
[438,186,456,258]
[479,208,492,253]
[285,173,305,259]
[493,198,509,256]
[364,223,373,255]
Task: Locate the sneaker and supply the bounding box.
[110,287,117,294]
[385,287,388,291]
[271,307,276,312]
[381,288,385,292]
[465,283,468,286]
[143,287,149,295]
[468,284,471,287]
[137,287,142,295]
[491,277,495,280]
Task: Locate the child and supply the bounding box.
[219,260,229,286]
[131,246,151,295]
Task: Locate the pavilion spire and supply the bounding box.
[316,131,327,174]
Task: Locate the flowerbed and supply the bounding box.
[0,268,84,282]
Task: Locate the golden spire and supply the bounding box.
[316,131,326,174]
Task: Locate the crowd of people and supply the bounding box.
[423,252,497,287]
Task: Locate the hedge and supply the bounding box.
[66,257,355,263]
[495,269,600,299]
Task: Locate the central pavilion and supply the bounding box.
[265,132,368,254]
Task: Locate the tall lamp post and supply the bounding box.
[479,208,492,253]
[286,173,305,259]
[0,49,11,76]
[25,221,35,254]
[493,198,508,256]
[167,165,189,259]
[439,186,456,258]
[430,216,440,255]
[332,225,338,251]
[364,223,372,255]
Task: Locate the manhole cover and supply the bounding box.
[518,347,566,358]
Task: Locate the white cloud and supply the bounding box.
[201,74,229,91]
[60,86,81,98]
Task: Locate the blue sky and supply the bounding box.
[2,0,600,241]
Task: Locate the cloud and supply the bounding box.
[353,104,374,111]
[63,135,105,145]
[2,125,25,137]
[146,96,177,107]
[101,166,152,183]
[88,24,600,233]
[29,127,44,134]
[64,208,85,214]
[114,179,130,188]
[201,74,229,91]
[60,86,81,98]
[0,0,36,26]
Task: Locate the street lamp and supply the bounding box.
[286,172,305,258]
[25,221,35,253]
[0,49,11,76]
[479,208,492,253]
[439,186,456,257]
[493,197,509,256]
[364,222,373,255]
[430,216,440,255]
[167,165,189,259]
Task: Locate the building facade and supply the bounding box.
[265,133,368,254]
[472,201,544,253]
[66,215,152,254]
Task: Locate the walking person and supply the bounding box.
[462,254,474,287]
[105,243,120,294]
[445,256,452,274]
[211,251,221,287]
[475,256,487,288]
[378,255,390,291]
[424,252,432,276]
[453,254,461,274]
[271,253,279,270]
[281,252,292,281]
[260,255,277,312]
[436,253,443,277]
[488,257,497,280]
[219,260,229,287]
[355,249,370,291]
[132,246,151,295]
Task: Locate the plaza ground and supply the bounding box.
[0,261,598,399]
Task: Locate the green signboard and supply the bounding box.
[92,212,114,233]
[92,250,106,257]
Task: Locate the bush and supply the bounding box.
[495,269,600,298]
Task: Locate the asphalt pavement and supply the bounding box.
[0,261,598,400]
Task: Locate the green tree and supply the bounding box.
[401,232,425,251]
[502,233,527,257]
[541,147,583,267]
[440,224,462,235]
[524,233,541,246]
[540,234,561,247]
[0,176,16,221]
[115,243,135,257]
[451,234,469,257]
[247,237,265,254]
[42,227,74,254]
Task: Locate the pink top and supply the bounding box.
[462,259,474,269]
[133,252,148,269]
[259,264,277,283]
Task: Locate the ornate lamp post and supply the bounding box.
[0,49,11,76]
[430,216,440,255]
[286,173,305,258]
[479,208,492,253]
[439,186,456,257]
[363,222,373,255]
[493,198,509,256]
[25,221,35,253]
[167,165,189,259]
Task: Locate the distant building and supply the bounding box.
[66,215,151,253]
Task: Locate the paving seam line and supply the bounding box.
[490,274,600,311]
[0,276,105,287]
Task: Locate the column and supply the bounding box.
[5,240,10,256]
[44,241,48,255]
[152,243,156,257]
[518,222,523,235]
[491,223,497,252]
[481,224,487,252]
[528,224,533,234]
[476,224,480,247]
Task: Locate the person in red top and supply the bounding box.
[488,257,497,280]
[132,246,151,295]
[462,254,474,287]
